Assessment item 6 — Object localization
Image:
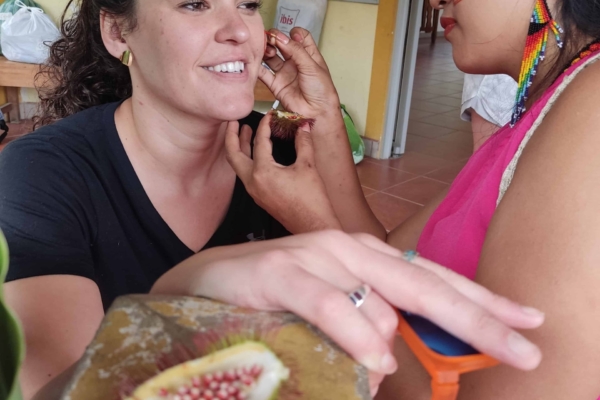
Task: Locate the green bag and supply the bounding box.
[0,229,24,400]
[0,0,40,55]
[341,104,365,164]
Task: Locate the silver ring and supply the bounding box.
[348,284,371,309]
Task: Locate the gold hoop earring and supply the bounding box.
[120,50,133,67]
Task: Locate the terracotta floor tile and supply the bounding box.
[426,96,463,108]
[409,110,436,120]
[417,85,461,96]
[384,177,449,205]
[426,73,464,83]
[436,130,474,149]
[404,134,434,152]
[365,152,450,175]
[366,192,423,231]
[410,100,457,114]
[362,186,377,196]
[356,162,418,191]
[411,91,440,101]
[426,159,470,183]
[407,121,455,139]
[423,114,472,132]
[411,139,473,161]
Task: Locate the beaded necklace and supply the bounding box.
[563,39,600,72]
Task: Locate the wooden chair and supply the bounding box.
[421,2,440,45]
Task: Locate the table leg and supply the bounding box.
[5,87,20,123]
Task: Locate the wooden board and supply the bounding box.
[0,56,40,88]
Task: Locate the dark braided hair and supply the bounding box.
[34,0,137,128]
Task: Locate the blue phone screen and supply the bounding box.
[400,310,479,357]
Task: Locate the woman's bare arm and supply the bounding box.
[5,276,104,399]
[459,62,600,399]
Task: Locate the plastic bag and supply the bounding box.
[273,0,328,45]
[0,1,60,64]
[341,105,365,164]
[0,0,39,55]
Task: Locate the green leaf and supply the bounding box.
[0,229,24,400]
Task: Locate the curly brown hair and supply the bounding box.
[34,0,137,128]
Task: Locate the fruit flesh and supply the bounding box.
[129,342,289,400]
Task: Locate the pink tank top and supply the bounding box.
[418,55,600,399]
[417,52,600,280]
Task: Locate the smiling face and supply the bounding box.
[431,0,536,77]
[124,0,266,123]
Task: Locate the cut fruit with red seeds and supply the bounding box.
[126,342,289,400]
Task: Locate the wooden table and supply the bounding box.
[0,56,275,123]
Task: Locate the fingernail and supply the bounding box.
[508,331,538,357]
[370,384,379,397]
[380,353,397,373]
[276,32,290,44]
[521,306,545,318]
[362,353,396,373]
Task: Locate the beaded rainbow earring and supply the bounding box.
[511,0,563,126]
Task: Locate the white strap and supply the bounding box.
[496,52,600,207]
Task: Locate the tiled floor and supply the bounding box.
[358,38,471,231]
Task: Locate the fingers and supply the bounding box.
[294,130,316,166]
[239,124,252,158]
[410,256,545,330]
[224,121,253,183]
[351,233,404,258]
[289,245,399,345]
[253,114,275,165]
[265,29,323,76]
[351,233,545,329]
[261,257,397,375]
[304,231,543,370]
[263,53,285,73]
[288,27,328,70]
[345,251,543,370]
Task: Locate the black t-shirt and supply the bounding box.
[0,102,295,310]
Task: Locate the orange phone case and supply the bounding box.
[396,311,499,400]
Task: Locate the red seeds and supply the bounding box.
[251,365,262,377]
[224,370,236,382]
[202,390,214,399]
[214,371,224,382]
[203,373,214,385]
[227,386,238,395]
[190,388,201,399]
[209,381,219,390]
[158,388,169,397]
[217,389,228,399]
[241,375,253,386]
[192,377,202,387]
[237,393,247,400]
[183,395,192,400]
[178,386,191,395]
